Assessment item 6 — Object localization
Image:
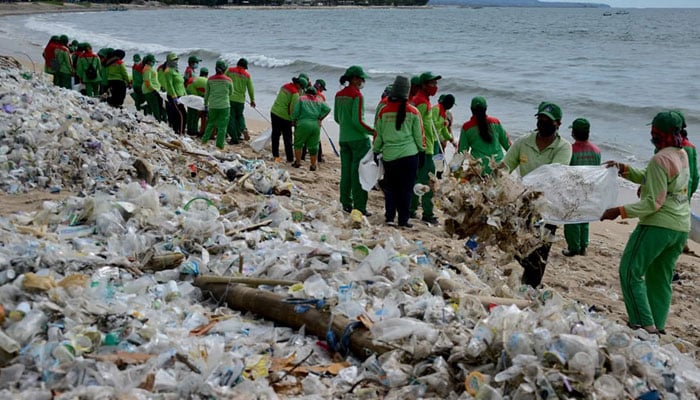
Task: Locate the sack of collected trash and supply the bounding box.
[358,149,383,192]
[521,164,618,224]
[250,128,272,153]
[179,95,205,111]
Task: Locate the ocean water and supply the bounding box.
[4,6,700,167]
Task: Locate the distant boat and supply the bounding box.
[109,6,128,11]
[615,10,629,15]
[603,12,612,16]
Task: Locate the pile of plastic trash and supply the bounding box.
[0,65,699,399]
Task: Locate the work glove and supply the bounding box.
[418,151,425,169]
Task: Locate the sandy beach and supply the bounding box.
[1,0,699,356]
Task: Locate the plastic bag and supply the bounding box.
[521,164,618,224]
[250,128,272,153]
[178,95,205,111]
[359,149,383,192]
[690,213,700,244]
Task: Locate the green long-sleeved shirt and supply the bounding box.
[157,65,168,92]
[225,66,255,104]
[164,68,186,97]
[431,104,453,142]
[132,63,144,89]
[459,115,511,174]
[619,147,690,232]
[105,60,129,83]
[373,101,425,162]
[204,73,234,110]
[292,93,331,136]
[76,53,101,83]
[334,85,374,143]
[411,91,436,155]
[503,130,572,177]
[271,82,300,121]
[141,64,160,94]
[187,76,207,97]
[55,46,73,74]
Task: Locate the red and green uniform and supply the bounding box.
[458,115,511,174]
[409,91,436,220]
[564,140,602,254]
[374,101,426,225]
[681,138,699,200]
[334,85,374,213]
[225,66,255,143]
[76,52,101,97]
[131,62,145,110]
[186,76,207,135]
[165,67,187,134]
[105,59,130,108]
[431,103,454,143]
[503,131,572,177]
[202,73,234,149]
[184,65,196,87]
[43,40,58,76]
[142,64,163,121]
[292,93,331,155]
[271,82,301,161]
[617,147,690,330]
[54,45,73,89]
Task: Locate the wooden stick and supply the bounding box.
[224,219,272,236]
[420,268,532,308]
[195,275,299,287]
[194,281,391,360]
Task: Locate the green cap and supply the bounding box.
[536,101,563,121]
[314,79,326,91]
[670,110,686,128]
[188,55,201,64]
[295,76,308,88]
[133,53,141,62]
[237,58,248,69]
[569,117,590,133]
[79,42,90,50]
[305,86,317,95]
[650,111,682,135]
[410,76,421,86]
[343,65,368,80]
[143,54,156,64]
[71,39,79,46]
[50,35,59,41]
[419,71,441,84]
[200,67,209,75]
[59,34,69,45]
[298,72,310,82]
[215,60,228,71]
[471,96,487,109]
[166,52,178,62]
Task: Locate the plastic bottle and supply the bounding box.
[466,323,494,357]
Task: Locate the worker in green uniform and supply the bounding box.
[458,96,511,175]
[131,54,144,111]
[43,36,60,84]
[186,68,208,136]
[292,86,331,171]
[141,54,163,122]
[75,43,102,97]
[374,75,426,228]
[271,76,307,162]
[225,58,256,144]
[602,111,689,335]
[334,65,375,215]
[163,52,187,134]
[409,71,441,224]
[503,101,572,288]
[104,49,130,108]
[202,60,234,150]
[54,35,73,89]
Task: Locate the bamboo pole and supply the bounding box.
[195,280,391,360]
[195,275,298,287]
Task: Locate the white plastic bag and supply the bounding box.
[250,128,272,153]
[521,165,618,224]
[690,213,700,243]
[359,148,383,192]
[179,95,205,111]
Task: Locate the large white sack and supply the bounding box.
[521,164,618,224]
[179,95,205,111]
[359,148,383,192]
[690,213,700,244]
[250,128,272,153]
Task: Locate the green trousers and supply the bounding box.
[564,223,590,253]
[84,82,100,97]
[130,87,144,111]
[202,107,230,149]
[619,224,686,330]
[340,138,371,213]
[56,72,72,89]
[227,101,246,143]
[410,154,435,219]
[143,92,163,122]
[186,108,200,134]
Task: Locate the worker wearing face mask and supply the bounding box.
[503,101,572,288]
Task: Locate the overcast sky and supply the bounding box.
[545,0,699,7]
